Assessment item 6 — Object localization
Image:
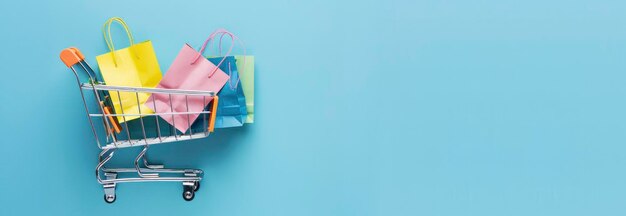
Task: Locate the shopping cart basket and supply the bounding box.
[60,47,219,203]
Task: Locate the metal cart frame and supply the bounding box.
[61,47,216,203]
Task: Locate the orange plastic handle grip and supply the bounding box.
[208,96,219,132]
[59,47,85,67]
[99,101,122,134]
[104,106,122,134]
[70,47,85,60]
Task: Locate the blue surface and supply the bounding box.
[1,0,625,215]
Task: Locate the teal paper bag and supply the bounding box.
[189,56,246,131]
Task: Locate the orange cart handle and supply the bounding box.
[208,96,219,132]
[60,47,86,67]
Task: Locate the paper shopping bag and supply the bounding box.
[200,56,247,128]
[95,17,162,123]
[188,56,247,131]
[205,29,252,126]
[235,56,254,123]
[145,32,232,133]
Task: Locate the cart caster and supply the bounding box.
[193,181,200,192]
[103,173,117,204]
[183,186,195,201]
[104,194,116,204]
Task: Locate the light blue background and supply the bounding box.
[1,0,625,215]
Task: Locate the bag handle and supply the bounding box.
[191,29,247,89]
[102,17,135,67]
[190,29,235,78]
[213,31,247,89]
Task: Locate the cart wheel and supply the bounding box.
[193,181,200,192]
[104,194,116,204]
[183,189,195,201]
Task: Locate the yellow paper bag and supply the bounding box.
[95,17,162,123]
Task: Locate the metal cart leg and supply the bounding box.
[183,171,200,201]
[103,172,117,204]
[95,147,204,203]
[143,154,164,169]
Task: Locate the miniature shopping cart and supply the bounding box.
[60,47,218,203]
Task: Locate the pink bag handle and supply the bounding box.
[190,29,235,78]
[210,30,247,89]
[201,29,246,90]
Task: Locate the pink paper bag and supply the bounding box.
[146,33,232,133]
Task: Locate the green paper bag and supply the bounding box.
[236,56,254,123]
